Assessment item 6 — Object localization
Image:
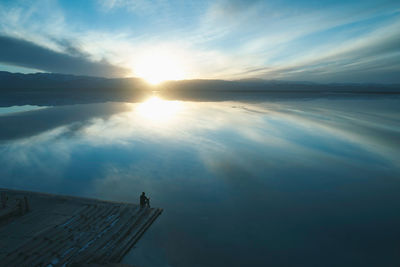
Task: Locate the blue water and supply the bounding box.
[0,96,399,266]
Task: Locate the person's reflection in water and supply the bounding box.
[140,192,150,209]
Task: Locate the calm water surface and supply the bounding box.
[1,96,400,267]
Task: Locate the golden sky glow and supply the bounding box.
[132,49,187,84]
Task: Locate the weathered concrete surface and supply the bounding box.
[0,188,162,266]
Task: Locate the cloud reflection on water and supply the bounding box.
[0,96,400,266]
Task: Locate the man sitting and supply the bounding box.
[140,192,150,209]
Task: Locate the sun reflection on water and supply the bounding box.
[135,96,183,123]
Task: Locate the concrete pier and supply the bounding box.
[0,188,162,266]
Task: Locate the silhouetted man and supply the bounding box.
[140,192,150,209]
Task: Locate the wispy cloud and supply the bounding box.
[237,17,400,82]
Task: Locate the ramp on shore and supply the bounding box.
[0,188,162,266]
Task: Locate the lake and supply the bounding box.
[1,94,400,266]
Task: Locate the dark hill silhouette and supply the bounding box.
[0,71,399,106]
[162,78,399,93]
[0,71,148,90]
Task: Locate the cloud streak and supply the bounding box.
[238,19,400,83]
[0,35,129,77]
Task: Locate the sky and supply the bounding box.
[0,0,399,83]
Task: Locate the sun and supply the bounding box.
[132,49,186,85]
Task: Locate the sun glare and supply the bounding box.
[136,96,182,122]
[133,50,186,84]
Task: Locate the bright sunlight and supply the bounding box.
[135,96,183,123]
[133,49,186,84]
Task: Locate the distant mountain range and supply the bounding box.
[0,71,147,91]
[1,71,399,93]
[0,71,399,106]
